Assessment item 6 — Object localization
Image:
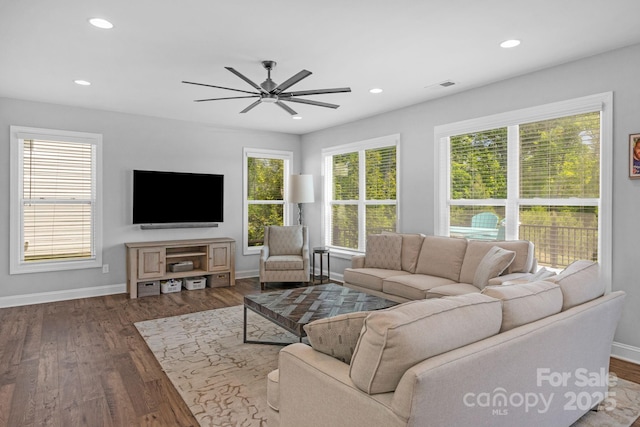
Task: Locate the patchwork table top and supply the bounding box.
[244,283,398,337]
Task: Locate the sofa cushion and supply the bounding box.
[344,268,410,292]
[349,293,502,394]
[265,255,303,270]
[383,232,425,273]
[545,260,603,310]
[414,236,467,281]
[303,311,369,364]
[426,283,481,298]
[364,234,402,270]
[482,281,563,332]
[382,274,457,300]
[459,240,535,284]
[267,369,280,412]
[472,246,516,289]
[268,225,303,256]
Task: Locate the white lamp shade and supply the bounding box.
[287,174,315,203]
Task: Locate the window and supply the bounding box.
[322,134,399,253]
[10,126,103,274]
[243,148,292,254]
[435,93,612,280]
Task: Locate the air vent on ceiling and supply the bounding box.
[424,80,457,90]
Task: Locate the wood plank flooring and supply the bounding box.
[0,278,638,426]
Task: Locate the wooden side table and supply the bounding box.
[312,246,330,284]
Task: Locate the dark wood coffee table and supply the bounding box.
[243,283,398,345]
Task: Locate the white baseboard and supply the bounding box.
[0,283,127,308]
[611,341,640,365]
[236,269,258,279]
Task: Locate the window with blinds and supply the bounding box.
[10,126,102,274]
[437,94,610,271]
[323,135,398,252]
[243,148,291,252]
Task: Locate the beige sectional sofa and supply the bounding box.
[344,233,538,302]
[268,260,625,427]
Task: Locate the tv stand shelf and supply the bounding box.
[125,237,235,299]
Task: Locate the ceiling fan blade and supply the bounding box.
[225,67,268,93]
[195,95,260,102]
[282,97,340,109]
[240,99,262,113]
[182,80,258,95]
[275,101,297,115]
[283,87,352,97]
[273,70,312,94]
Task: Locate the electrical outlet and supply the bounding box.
[102,264,109,274]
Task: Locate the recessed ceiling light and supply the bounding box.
[74,80,91,86]
[369,88,383,94]
[89,18,114,29]
[500,39,521,48]
[292,115,302,120]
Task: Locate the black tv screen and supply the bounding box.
[133,170,224,224]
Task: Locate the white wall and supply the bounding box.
[301,43,640,358]
[0,98,300,300]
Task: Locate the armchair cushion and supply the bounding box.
[265,255,304,270]
[268,225,303,255]
[364,234,402,270]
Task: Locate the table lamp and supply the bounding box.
[287,174,314,225]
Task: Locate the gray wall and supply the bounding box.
[0,98,300,297]
[301,43,640,353]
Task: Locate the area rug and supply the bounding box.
[135,305,640,427]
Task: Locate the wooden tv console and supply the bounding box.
[125,237,235,299]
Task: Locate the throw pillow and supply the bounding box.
[349,294,502,394]
[472,246,516,289]
[545,260,603,310]
[382,231,425,273]
[364,234,402,270]
[482,281,563,332]
[303,311,369,364]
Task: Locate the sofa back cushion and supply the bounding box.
[545,260,603,310]
[482,281,563,332]
[268,225,303,256]
[349,293,502,394]
[459,240,535,284]
[472,246,516,289]
[414,236,468,281]
[364,234,402,270]
[383,232,425,273]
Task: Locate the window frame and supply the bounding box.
[322,134,400,256]
[242,147,293,255]
[9,126,103,274]
[434,93,612,290]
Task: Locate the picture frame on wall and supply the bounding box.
[631,133,640,179]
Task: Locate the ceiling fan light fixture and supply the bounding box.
[261,96,278,103]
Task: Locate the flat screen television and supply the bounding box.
[133,170,224,224]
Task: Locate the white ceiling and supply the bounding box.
[2,0,640,135]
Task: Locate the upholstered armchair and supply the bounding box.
[260,225,310,290]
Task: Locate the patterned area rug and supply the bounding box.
[135,305,640,427]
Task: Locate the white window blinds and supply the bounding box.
[22,138,96,262]
[324,135,399,252]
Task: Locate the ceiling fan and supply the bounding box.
[182,60,351,115]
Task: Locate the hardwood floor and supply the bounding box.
[0,278,638,426]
